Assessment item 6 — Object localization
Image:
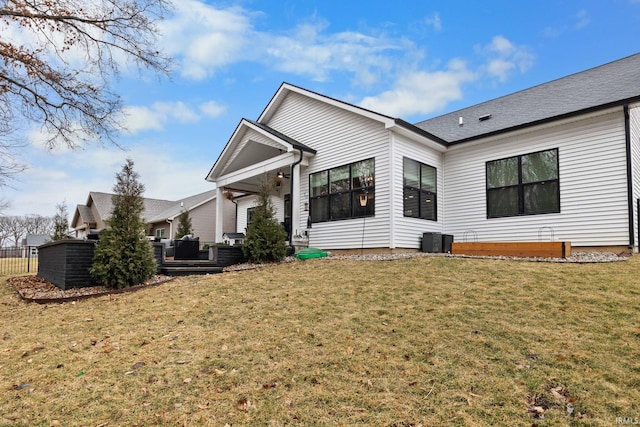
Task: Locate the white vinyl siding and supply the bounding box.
[267,92,391,250]
[443,109,629,247]
[187,198,236,244]
[630,104,640,250]
[235,194,286,235]
[391,134,444,249]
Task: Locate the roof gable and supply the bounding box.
[415,52,640,143]
[258,82,400,126]
[207,118,316,181]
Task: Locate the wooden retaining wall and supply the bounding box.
[451,242,571,258]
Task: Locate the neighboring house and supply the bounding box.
[21,234,51,257]
[206,53,640,253]
[146,190,236,242]
[71,190,236,243]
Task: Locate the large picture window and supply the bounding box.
[486,148,559,218]
[309,158,375,223]
[403,157,437,221]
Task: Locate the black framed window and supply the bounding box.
[309,158,375,223]
[247,207,256,227]
[403,157,437,221]
[486,148,559,218]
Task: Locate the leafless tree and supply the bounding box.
[0,0,173,186]
[24,214,53,235]
[0,216,10,247]
[3,215,24,247]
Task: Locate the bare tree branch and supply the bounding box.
[0,0,174,185]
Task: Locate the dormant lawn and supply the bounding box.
[1,254,639,426]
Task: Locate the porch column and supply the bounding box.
[291,162,302,238]
[215,186,225,243]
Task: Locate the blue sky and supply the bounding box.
[4,0,640,218]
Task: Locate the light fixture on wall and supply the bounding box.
[359,193,368,207]
[360,189,369,254]
[277,169,290,179]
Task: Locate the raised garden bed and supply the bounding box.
[451,241,571,258]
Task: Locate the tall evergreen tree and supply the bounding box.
[242,180,287,263]
[175,210,194,239]
[52,201,69,241]
[91,159,156,288]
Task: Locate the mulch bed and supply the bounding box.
[8,275,175,304]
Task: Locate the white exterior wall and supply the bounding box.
[630,104,640,251]
[391,133,445,249]
[267,92,392,250]
[235,194,287,234]
[443,109,630,247]
[188,198,237,244]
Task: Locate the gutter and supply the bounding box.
[624,104,635,249]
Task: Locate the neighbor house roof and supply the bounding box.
[72,191,180,230]
[22,234,51,247]
[75,204,95,225]
[147,189,218,224]
[415,52,640,144]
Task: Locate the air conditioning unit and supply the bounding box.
[422,232,442,253]
[442,234,454,253]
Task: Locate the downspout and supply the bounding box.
[624,104,635,249]
[230,197,238,232]
[166,219,173,239]
[289,147,304,250]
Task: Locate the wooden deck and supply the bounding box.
[451,241,571,258]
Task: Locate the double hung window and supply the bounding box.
[403,157,437,221]
[486,148,559,218]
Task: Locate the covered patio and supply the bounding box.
[206,119,316,246]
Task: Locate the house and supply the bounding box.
[71,190,236,244]
[206,53,640,253]
[21,234,51,257]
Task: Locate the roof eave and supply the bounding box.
[448,98,639,146]
[393,119,449,147]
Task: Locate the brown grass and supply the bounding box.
[1,256,639,426]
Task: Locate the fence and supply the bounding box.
[0,246,39,276]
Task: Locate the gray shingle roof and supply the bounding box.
[147,189,218,223]
[87,191,178,223]
[23,234,51,247]
[75,204,95,224]
[414,52,640,143]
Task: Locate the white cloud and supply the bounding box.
[424,13,442,32]
[121,101,219,134]
[122,106,166,133]
[479,36,534,82]
[160,0,254,80]
[263,20,403,85]
[359,59,477,117]
[3,142,214,218]
[574,10,591,30]
[200,101,226,118]
[160,2,415,87]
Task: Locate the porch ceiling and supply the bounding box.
[216,151,310,194]
[225,140,283,173]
